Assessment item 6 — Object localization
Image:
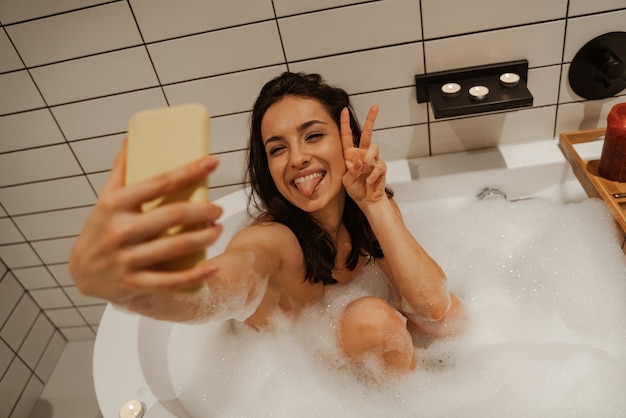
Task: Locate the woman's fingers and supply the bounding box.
[359,105,379,149]
[340,107,355,152]
[117,155,219,211]
[341,105,379,158]
[366,160,386,185]
[126,201,223,244]
[122,223,223,270]
[364,143,379,167]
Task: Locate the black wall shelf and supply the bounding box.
[415,60,534,119]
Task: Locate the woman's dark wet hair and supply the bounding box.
[246,72,391,285]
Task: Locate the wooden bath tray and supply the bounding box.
[558,128,626,240]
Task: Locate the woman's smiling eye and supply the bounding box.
[305,132,324,141]
[268,145,285,155]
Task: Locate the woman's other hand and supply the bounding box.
[69,141,223,304]
[340,105,387,204]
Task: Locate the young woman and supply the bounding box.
[70,72,462,374]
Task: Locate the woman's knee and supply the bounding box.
[339,296,415,371]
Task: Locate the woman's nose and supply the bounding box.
[289,145,311,167]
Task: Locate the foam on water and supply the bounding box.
[167,198,626,417]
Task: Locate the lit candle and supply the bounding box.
[500,73,520,87]
[469,85,489,101]
[441,82,461,98]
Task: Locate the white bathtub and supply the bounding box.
[93,139,598,418]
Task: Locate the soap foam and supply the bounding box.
[167,198,626,417]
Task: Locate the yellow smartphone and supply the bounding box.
[125,103,211,271]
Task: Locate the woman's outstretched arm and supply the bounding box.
[341,106,462,334]
[69,143,278,323]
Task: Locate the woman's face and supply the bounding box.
[260,96,346,213]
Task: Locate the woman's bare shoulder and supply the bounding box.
[226,220,301,255]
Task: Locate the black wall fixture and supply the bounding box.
[415,60,533,119]
[569,31,626,100]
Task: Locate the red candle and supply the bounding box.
[598,103,626,182]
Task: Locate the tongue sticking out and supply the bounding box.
[294,174,323,197]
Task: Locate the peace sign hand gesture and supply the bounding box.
[341,105,387,205]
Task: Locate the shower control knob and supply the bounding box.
[569,31,626,99]
[600,51,625,81]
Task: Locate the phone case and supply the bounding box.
[126,103,211,271]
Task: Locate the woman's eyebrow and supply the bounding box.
[298,119,327,132]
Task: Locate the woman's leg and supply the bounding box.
[339,296,416,372]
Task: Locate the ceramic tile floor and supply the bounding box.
[29,340,102,418]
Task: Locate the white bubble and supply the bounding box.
[167,197,626,417]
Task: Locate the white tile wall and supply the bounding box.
[0,244,40,269]
[273,0,366,16]
[279,0,422,61]
[129,0,275,42]
[210,113,255,153]
[60,326,95,340]
[5,2,142,66]
[351,87,427,129]
[0,177,97,215]
[424,21,566,72]
[375,124,430,160]
[47,264,74,286]
[30,47,159,106]
[0,109,65,153]
[13,206,92,241]
[1,294,44,350]
[46,308,87,328]
[1,2,625,415]
[51,88,168,140]
[12,266,58,290]
[34,331,66,381]
[9,376,44,418]
[70,134,126,173]
[18,313,54,369]
[290,43,425,94]
[0,70,45,114]
[0,145,83,187]
[0,271,23,327]
[163,65,287,116]
[29,288,73,310]
[0,265,66,417]
[148,21,284,84]
[421,0,567,39]
[568,0,626,16]
[0,339,14,386]
[86,172,110,196]
[0,0,109,24]
[431,106,557,154]
[527,66,561,107]
[31,237,76,264]
[78,304,106,325]
[563,9,626,62]
[0,356,31,417]
[63,285,105,306]
[555,95,626,134]
[0,218,23,244]
[0,30,22,72]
